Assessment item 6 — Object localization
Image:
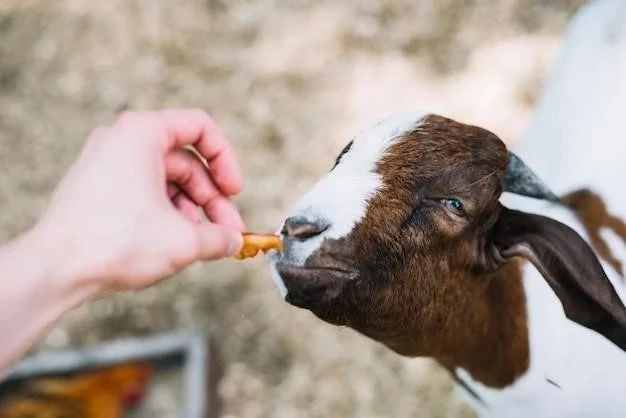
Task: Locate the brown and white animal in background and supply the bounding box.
[268,1,626,416]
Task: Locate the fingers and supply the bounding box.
[112,108,243,197]
[106,108,248,264]
[165,150,246,231]
[166,183,181,199]
[163,215,242,270]
[116,109,242,195]
[172,190,201,223]
[201,197,246,233]
[160,108,242,196]
[193,222,243,260]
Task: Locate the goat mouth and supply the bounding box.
[275,263,357,308]
[276,263,357,280]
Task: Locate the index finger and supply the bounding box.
[157,108,243,196]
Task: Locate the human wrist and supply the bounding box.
[0,225,102,371]
[13,222,103,309]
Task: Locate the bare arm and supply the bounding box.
[0,225,100,372]
[0,109,245,373]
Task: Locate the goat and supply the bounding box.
[268,1,626,416]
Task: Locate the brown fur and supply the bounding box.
[562,188,626,277]
[352,116,528,387]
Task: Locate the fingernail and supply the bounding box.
[227,231,243,256]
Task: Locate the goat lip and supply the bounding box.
[276,263,357,281]
[276,263,356,309]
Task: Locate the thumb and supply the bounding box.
[193,222,243,260]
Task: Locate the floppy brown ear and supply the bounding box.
[491,205,626,350]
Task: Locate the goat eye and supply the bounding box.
[441,198,464,216]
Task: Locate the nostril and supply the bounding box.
[282,216,329,240]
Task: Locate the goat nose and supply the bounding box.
[281,216,329,240]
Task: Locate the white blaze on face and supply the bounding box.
[269,112,427,298]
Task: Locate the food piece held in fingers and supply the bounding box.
[234,233,283,259]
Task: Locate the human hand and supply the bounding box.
[30,109,246,294]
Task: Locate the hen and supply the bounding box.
[0,362,151,417]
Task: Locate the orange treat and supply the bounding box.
[234,233,283,260]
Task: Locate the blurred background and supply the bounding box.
[0,0,585,416]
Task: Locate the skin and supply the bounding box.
[0,109,246,374]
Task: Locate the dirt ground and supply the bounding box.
[0,0,583,417]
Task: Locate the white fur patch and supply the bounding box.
[269,265,288,298]
[269,112,426,297]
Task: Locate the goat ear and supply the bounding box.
[491,206,626,350]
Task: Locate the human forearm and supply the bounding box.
[0,225,100,373]
[0,109,245,374]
